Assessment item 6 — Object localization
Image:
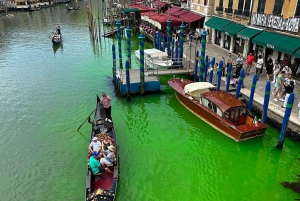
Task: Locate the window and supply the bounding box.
[273,0,284,16]
[237,0,243,10]
[295,0,300,17]
[228,0,233,8]
[257,0,266,13]
[219,0,224,7]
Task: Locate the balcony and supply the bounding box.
[224,7,233,15]
[234,9,250,18]
[216,6,223,13]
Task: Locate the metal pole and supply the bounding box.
[126,27,131,69]
[138,34,145,95]
[125,60,131,101]
[116,20,123,69]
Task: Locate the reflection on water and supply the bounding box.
[52,43,63,55]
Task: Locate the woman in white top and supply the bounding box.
[256,55,264,80]
[272,60,280,83]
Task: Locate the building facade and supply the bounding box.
[204,0,300,73]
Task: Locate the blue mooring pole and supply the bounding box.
[157,32,161,50]
[203,55,209,82]
[276,93,295,149]
[225,64,232,92]
[125,60,131,101]
[179,23,185,68]
[216,60,223,90]
[248,74,258,111]
[171,39,174,59]
[199,30,207,82]
[112,44,116,83]
[262,81,271,123]
[175,44,179,66]
[116,21,123,69]
[209,70,214,84]
[235,69,245,98]
[153,32,157,49]
[194,51,199,82]
[138,34,145,95]
[167,19,171,56]
[126,27,131,69]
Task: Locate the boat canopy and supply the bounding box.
[144,48,163,55]
[149,52,168,58]
[184,82,215,97]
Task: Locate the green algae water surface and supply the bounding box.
[0,1,299,200]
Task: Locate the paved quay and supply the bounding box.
[182,41,300,136]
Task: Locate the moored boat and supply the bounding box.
[168,78,268,142]
[135,48,173,70]
[85,95,119,201]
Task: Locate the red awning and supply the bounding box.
[165,7,181,14]
[150,14,182,28]
[180,12,203,24]
[130,4,156,12]
[171,9,189,18]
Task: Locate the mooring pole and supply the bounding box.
[116,20,123,69]
[262,81,271,123]
[126,27,131,69]
[216,60,223,90]
[194,51,199,82]
[276,93,294,149]
[179,23,185,68]
[153,31,156,49]
[171,38,174,59]
[138,34,145,95]
[112,44,116,83]
[248,74,258,111]
[235,69,245,98]
[209,69,214,84]
[199,30,207,82]
[167,19,171,56]
[203,55,209,82]
[125,60,131,101]
[225,64,232,92]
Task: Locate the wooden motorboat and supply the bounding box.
[168,78,268,142]
[52,34,62,45]
[135,48,173,70]
[85,95,119,201]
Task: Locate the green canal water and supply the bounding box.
[0,2,300,200]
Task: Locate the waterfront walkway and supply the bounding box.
[183,41,300,122]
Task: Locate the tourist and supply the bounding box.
[99,92,112,121]
[56,24,61,35]
[89,137,102,158]
[235,60,243,77]
[100,145,116,166]
[266,58,273,81]
[221,56,226,77]
[226,53,233,69]
[273,71,285,102]
[255,55,264,80]
[281,81,294,108]
[89,156,113,174]
[102,135,112,155]
[272,60,280,83]
[236,53,244,67]
[246,52,254,76]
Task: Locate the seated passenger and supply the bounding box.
[88,137,102,158]
[89,156,113,174]
[102,135,112,155]
[100,145,115,166]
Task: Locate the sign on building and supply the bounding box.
[251,12,300,33]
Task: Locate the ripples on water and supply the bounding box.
[1,2,300,201]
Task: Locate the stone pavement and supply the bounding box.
[183,40,300,120]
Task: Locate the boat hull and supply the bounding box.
[135,50,173,70]
[52,36,62,45]
[169,79,267,142]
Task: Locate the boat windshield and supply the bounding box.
[223,106,247,126]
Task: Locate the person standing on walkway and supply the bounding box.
[266,58,273,81]
[99,92,112,121]
[273,71,285,102]
[236,53,244,67]
[281,81,294,108]
[272,60,280,83]
[255,55,264,80]
[221,56,226,77]
[246,52,254,76]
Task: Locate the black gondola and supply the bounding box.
[85,95,119,201]
[52,34,63,45]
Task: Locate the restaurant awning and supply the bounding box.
[129,4,156,13]
[252,31,300,54]
[205,16,231,31]
[236,28,262,41]
[180,12,203,24]
[221,23,245,36]
[122,8,139,14]
[171,9,189,18]
[165,7,181,14]
[152,1,167,8]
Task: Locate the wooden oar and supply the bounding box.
[76,107,97,131]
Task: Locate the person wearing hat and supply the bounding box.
[88,137,102,158]
[89,156,113,175]
[100,145,115,166]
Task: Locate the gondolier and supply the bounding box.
[56,24,61,34]
[99,92,112,121]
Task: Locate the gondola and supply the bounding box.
[66,5,80,11]
[85,95,119,201]
[29,6,41,11]
[52,33,62,45]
